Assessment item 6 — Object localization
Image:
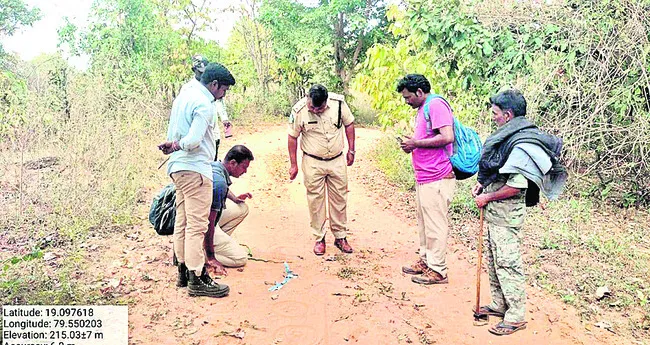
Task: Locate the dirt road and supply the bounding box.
[108,125,625,345]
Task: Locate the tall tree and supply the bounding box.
[261,0,390,95]
[0,0,40,136]
[59,0,188,101]
[259,0,322,101]
[230,0,275,92]
[324,0,390,92]
[0,0,41,39]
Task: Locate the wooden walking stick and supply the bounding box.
[474,207,489,325]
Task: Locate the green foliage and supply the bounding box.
[449,179,478,219]
[371,136,414,191]
[0,67,28,138]
[2,249,43,272]
[260,0,391,99]
[354,0,533,130]
[223,25,258,90]
[1,248,99,305]
[260,0,334,100]
[0,0,41,38]
[59,0,194,102]
[356,0,650,205]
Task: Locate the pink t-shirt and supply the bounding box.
[412,98,453,184]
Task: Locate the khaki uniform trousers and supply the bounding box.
[302,154,348,241]
[213,201,249,268]
[415,178,456,277]
[171,171,213,274]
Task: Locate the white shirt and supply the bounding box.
[213,99,229,138]
[181,78,229,138]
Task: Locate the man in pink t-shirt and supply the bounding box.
[397,74,457,284]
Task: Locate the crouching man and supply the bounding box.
[204,145,255,276]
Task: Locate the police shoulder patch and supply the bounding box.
[292,97,308,113]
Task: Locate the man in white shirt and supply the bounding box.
[183,54,232,160]
[158,62,236,298]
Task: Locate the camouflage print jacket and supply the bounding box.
[484,173,528,228]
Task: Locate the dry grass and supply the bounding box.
[0,73,169,305]
[524,201,650,336]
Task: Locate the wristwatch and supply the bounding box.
[348,150,356,155]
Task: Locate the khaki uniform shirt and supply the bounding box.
[288,93,355,159]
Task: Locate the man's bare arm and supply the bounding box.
[415,125,454,148]
[204,209,218,259]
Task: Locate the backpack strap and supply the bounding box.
[423,94,452,136]
[328,93,345,129]
[423,94,455,157]
[336,100,342,129]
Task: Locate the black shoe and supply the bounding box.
[188,270,230,298]
[199,266,216,285]
[176,262,189,287]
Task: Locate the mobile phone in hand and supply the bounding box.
[396,136,403,144]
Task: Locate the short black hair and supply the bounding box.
[225,145,254,163]
[490,89,527,117]
[309,84,328,107]
[201,62,236,87]
[396,74,431,94]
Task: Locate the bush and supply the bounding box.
[371,136,414,191]
[355,0,650,206]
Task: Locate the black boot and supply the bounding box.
[176,262,189,288]
[188,270,230,298]
[199,266,216,285]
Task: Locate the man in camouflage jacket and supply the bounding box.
[472,89,533,336]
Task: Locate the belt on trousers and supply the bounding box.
[303,151,343,161]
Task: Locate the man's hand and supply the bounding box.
[234,193,252,204]
[158,141,181,155]
[346,152,355,166]
[474,194,490,209]
[289,164,298,180]
[471,183,484,197]
[206,258,228,277]
[400,135,416,153]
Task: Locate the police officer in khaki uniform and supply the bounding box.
[288,85,356,255]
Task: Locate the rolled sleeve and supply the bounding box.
[288,111,302,138]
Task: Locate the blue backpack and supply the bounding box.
[423,94,482,180]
